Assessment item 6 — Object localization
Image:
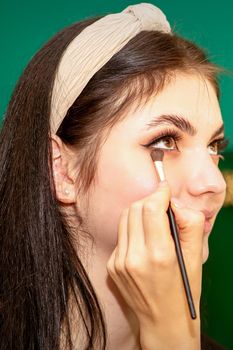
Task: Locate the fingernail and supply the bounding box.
[171,198,183,208]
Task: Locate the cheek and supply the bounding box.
[160,156,184,197]
[87,150,157,250]
[99,150,157,206]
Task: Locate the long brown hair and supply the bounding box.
[0,15,220,350]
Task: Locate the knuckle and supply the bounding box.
[106,260,115,276]
[150,247,176,268]
[114,260,124,275]
[125,256,142,276]
[190,210,205,227]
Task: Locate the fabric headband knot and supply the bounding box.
[50,3,171,134]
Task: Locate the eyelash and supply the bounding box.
[144,129,181,151]
[144,129,229,157]
[211,138,230,158]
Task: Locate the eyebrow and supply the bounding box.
[210,124,225,140]
[145,114,197,135]
[145,114,225,140]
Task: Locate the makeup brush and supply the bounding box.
[150,149,197,320]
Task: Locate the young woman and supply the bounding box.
[0,3,228,349]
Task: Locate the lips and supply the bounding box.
[201,209,217,234]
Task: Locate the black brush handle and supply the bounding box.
[167,205,197,319]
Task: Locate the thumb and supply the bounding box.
[170,199,204,300]
[170,198,205,253]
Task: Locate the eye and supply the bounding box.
[208,138,229,157]
[208,141,219,155]
[143,129,182,151]
[149,135,179,151]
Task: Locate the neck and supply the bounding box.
[85,244,140,350]
[65,208,141,349]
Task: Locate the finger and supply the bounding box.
[107,227,147,313]
[116,204,151,308]
[107,248,132,300]
[170,200,205,246]
[127,200,145,251]
[142,182,174,251]
[107,248,147,314]
[115,207,143,298]
[106,209,128,288]
[115,208,129,264]
[170,199,205,271]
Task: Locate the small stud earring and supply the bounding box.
[64,189,70,195]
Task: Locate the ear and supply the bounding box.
[50,134,76,204]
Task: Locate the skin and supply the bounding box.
[52,73,226,349]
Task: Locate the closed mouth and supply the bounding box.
[201,209,217,234]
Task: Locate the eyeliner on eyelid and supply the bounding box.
[215,137,229,151]
[144,131,229,155]
[144,128,182,147]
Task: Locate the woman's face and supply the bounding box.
[77,73,226,264]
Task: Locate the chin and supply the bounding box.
[202,236,210,264]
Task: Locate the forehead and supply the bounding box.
[141,73,223,128]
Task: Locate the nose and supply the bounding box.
[185,150,226,197]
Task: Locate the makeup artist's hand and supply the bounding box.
[107,181,204,350]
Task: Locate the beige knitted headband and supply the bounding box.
[50,3,171,134]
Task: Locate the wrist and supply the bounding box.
[139,316,201,350]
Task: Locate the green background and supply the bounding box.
[1,1,233,348]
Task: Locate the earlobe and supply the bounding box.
[50,134,76,204]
